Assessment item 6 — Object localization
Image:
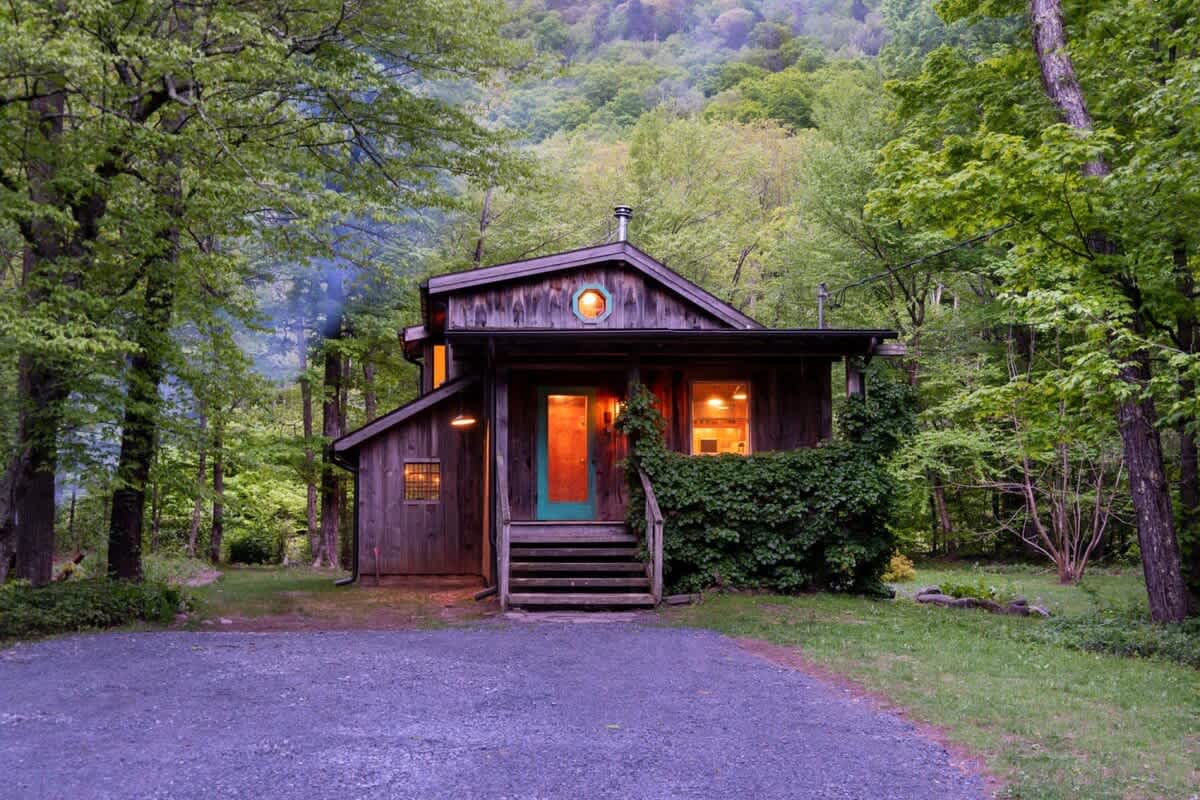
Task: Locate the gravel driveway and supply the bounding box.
[1,624,984,800]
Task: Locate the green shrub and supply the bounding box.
[0,579,183,640]
[939,577,1015,603]
[228,529,279,565]
[1023,609,1200,669]
[617,371,916,596]
[882,553,916,582]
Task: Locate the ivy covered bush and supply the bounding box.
[617,368,915,595]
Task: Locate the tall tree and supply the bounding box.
[876,0,1196,620]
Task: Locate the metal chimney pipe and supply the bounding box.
[614,206,632,242]
[817,282,829,329]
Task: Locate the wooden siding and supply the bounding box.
[354,391,484,575]
[501,360,830,524]
[506,370,629,522]
[642,360,832,453]
[447,264,727,331]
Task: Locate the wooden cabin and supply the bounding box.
[333,209,901,609]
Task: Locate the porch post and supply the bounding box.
[494,365,510,610]
[845,357,865,398]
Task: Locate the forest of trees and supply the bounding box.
[1,0,1197,622]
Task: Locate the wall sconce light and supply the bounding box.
[451,394,477,429]
[605,398,624,434]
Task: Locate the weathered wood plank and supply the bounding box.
[508,561,645,573]
[507,592,656,606]
[447,264,729,331]
[509,546,639,558]
[509,577,650,588]
[508,522,634,543]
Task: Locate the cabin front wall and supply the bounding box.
[355,394,484,576]
[446,264,727,330]
[507,369,629,522]
[501,358,832,523]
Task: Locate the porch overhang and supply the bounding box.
[444,328,903,359]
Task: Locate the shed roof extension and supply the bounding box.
[333,375,478,454]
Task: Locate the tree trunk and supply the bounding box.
[1118,355,1191,621]
[0,459,20,583]
[298,326,319,559]
[209,424,224,564]
[12,84,69,588]
[188,413,208,557]
[316,345,343,568]
[106,102,186,581]
[14,357,62,586]
[1029,0,1190,621]
[106,264,174,580]
[149,475,160,555]
[363,360,377,422]
[67,490,78,551]
[932,483,953,554]
[473,186,493,266]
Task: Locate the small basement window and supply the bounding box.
[404,460,441,501]
[691,381,750,456]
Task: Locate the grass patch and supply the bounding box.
[668,564,1200,800]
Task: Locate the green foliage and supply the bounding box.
[882,552,916,582]
[228,531,279,565]
[837,365,919,456]
[0,579,182,640]
[617,369,915,595]
[1024,609,1200,670]
[939,576,1014,603]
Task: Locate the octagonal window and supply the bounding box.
[572,284,612,323]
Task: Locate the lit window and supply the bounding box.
[572,284,612,323]
[431,345,447,389]
[404,461,441,501]
[691,381,750,455]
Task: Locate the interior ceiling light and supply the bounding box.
[732,385,748,401]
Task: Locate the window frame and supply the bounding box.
[431,344,448,390]
[688,379,752,456]
[402,458,442,503]
[570,283,613,324]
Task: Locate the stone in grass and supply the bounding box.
[665,593,701,606]
[914,586,941,598]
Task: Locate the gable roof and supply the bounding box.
[424,241,762,330]
[333,375,478,454]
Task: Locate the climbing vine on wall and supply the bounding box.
[617,369,915,595]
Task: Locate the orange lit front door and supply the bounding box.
[536,388,595,519]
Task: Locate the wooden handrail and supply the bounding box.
[637,467,664,603]
[496,450,512,610]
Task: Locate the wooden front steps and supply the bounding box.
[504,521,654,609]
[508,521,636,544]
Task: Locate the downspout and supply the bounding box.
[402,347,424,395]
[331,452,358,586]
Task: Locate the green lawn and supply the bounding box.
[668,563,1200,800]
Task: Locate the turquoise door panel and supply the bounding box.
[536,387,596,520]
